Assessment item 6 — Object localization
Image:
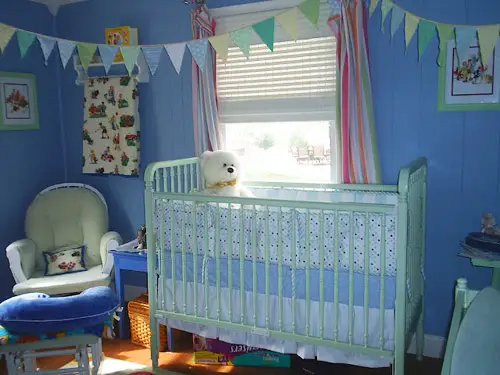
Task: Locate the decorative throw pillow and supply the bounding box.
[43,245,87,276]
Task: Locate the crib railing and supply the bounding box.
[144,157,427,372]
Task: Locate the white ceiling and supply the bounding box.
[29,0,88,15]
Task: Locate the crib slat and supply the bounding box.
[196,163,201,191]
[156,168,161,192]
[204,204,209,319]
[176,166,181,194]
[239,205,245,325]
[364,213,370,347]
[379,215,387,350]
[291,209,297,335]
[305,209,311,337]
[334,211,339,342]
[160,199,166,310]
[252,205,257,327]
[182,202,187,314]
[319,210,325,339]
[216,203,221,321]
[170,167,175,193]
[228,206,233,323]
[265,206,270,330]
[169,199,176,312]
[192,204,197,317]
[183,165,188,194]
[278,208,283,331]
[348,212,354,345]
[190,164,194,193]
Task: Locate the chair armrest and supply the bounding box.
[6,239,36,284]
[100,231,122,275]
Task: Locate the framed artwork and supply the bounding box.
[0,71,39,130]
[438,39,500,111]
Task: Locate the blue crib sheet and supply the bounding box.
[162,250,396,310]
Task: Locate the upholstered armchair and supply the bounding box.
[6,183,122,295]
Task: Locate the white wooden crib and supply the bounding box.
[144,156,427,375]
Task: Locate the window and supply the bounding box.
[212,0,338,183]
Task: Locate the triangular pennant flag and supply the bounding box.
[76,42,96,72]
[120,46,141,75]
[380,0,393,32]
[57,39,75,69]
[276,7,299,41]
[187,39,208,72]
[390,7,405,37]
[231,27,252,57]
[253,18,275,51]
[437,23,454,66]
[141,46,163,75]
[477,25,499,64]
[404,13,419,48]
[299,0,321,26]
[0,24,15,53]
[369,0,379,16]
[98,45,119,73]
[417,20,436,59]
[16,30,36,58]
[37,35,56,65]
[209,34,230,61]
[165,43,186,74]
[455,27,477,62]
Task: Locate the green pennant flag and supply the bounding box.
[253,18,275,52]
[436,23,454,66]
[0,24,15,53]
[417,20,436,59]
[404,13,419,48]
[380,0,393,32]
[299,0,320,26]
[478,25,500,65]
[369,0,379,16]
[121,46,141,75]
[76,42,96,71]
[16,30,36,58]
[231,27,252,57]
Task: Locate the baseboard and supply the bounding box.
[407,333,445,358]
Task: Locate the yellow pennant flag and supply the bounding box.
[369,0,379,16]
[0,23,15,53]
[405,13,420,48]
[478,25,500,65]
[276,7,299,41]
[209,33,230,62]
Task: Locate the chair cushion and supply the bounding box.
[43,245,87,276]
[0,286,119,335]
[12,266,111,295]
[25,187,108,269]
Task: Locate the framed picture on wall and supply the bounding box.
[438,38,500,111]
[0,71,39,131]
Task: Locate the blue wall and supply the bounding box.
[50,0,500,338]
[0,0,65,301]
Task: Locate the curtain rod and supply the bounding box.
[184,0,205,5]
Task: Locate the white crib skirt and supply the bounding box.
[158,280,395,368]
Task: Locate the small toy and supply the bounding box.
[137,225,147,250]
[481,212,500,236]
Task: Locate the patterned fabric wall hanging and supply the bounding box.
[82,76,140,176]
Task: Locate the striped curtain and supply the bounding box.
[328,0,381,184]
[191,6,222,156]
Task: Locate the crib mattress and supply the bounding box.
[157,251,396,368]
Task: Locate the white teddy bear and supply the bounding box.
[199,150,255,198]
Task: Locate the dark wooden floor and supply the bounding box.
[0,335,441,375]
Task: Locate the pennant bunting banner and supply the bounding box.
[380,0,393,32]
[455,27,478,62]
[390,7,405,37]
[417,20,436,59]
[276,7,299,41]
[404,13,419,48]
[208,34,229,62]
[187,39,208,72]
[436,24,455,66]
[253,18,275,52]
[57,39,75,69]
[165,43,186,74]
[98,45,119,73]
[141,46,164,75]
[121,46,141,75]
[0,24,15,53]
[478,25,500,64]
[37,35,56,65]
[299,0,321,26]
[231,27,252,57]
[369,0,379,16]
[17,30,36,58]
[76,42,96,72]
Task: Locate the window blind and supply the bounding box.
[212,0,337,123]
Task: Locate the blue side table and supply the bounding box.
[109,250,174,351]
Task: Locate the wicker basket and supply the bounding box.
[128,294,167,350]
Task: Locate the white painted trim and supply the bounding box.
[407,333,445,359]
